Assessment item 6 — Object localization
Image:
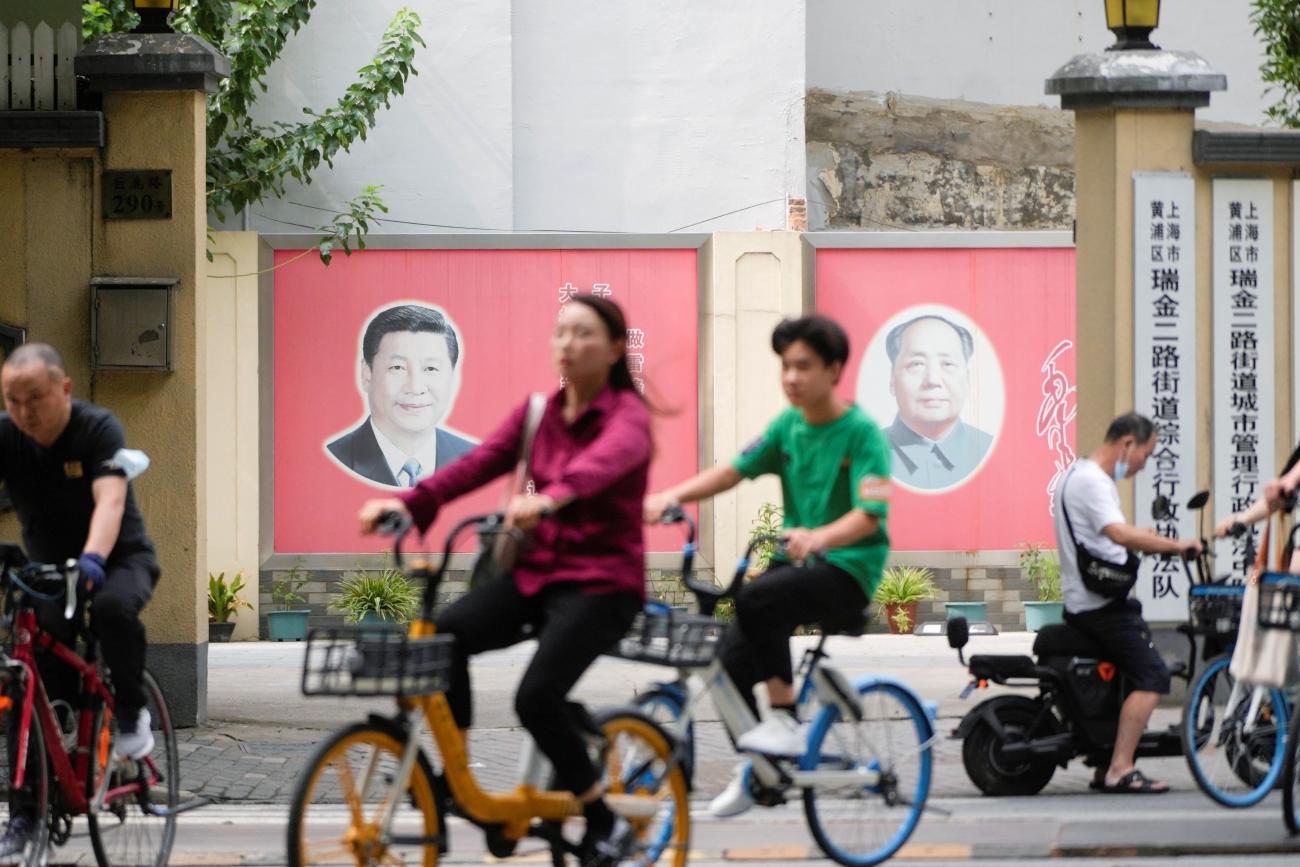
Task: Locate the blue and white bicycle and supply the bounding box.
[611,509,935,866]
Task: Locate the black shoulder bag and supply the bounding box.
[1059,467,1140,599]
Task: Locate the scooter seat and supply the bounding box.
[969,654,1037,681]
[1032,623,1107,659]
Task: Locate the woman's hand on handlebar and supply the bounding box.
[358,498,411,535]
[505,493,555,532]
[783,527,827,562]
[643,491,679,524]
[1174,537,1204,559]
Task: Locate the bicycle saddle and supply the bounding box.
[1031,623,1107,659]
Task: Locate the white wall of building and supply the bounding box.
[808,0,1271,126]
[248,0,806,235]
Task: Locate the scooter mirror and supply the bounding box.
[1186,490,1210,510]
[1151,495,1172,521]
[947,616,969,650]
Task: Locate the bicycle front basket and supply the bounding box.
[301,628,455,697]
[1188,582,1245,637]
[609,608,723,668]
[1257,574,1300,633]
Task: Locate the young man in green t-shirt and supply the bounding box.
[644,314,891,817]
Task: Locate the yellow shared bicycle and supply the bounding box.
[286,512,689,866]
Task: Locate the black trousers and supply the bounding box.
[9,554,158,813]
[435,578,640,795]
[718,561,869,716]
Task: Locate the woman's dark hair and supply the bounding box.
[1105,412,1156,444]
[566,295,642,399]
[771,315,850,368]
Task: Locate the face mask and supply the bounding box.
[1112,459,1129,482]
[1112,444,1132,482]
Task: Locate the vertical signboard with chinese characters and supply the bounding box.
[1133,172,1197,621]
[1213,179,1274,577]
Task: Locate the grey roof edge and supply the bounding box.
[0,111,104,149]
[803,230,1073,249]
[258,232,712,250]
[1193,129,1300,165]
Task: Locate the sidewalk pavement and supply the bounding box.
[184,630,1131,804]
[169,632,1300,860]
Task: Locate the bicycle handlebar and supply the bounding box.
[4,559,82,620]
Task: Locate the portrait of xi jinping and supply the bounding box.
[326,303,476,487]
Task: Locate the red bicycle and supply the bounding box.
[0,544,200,866]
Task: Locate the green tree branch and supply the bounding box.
[83,0,424,265]
[1254,0,1300,126]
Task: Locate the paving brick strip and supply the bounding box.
[178,717,1190,805]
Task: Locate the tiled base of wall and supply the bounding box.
[913,566,1037,632]
[258,564,1037,635]
[259,566,719,635]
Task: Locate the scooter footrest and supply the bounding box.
[969,654,1037,681]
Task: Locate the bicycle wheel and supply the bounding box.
[1182,653,1288,808]
[87,668,179,867]
[632,685,695,786]
[287,719,442,867]
[1283,709,1300,834]
[0,672,51,866]
[801,680,933,867]
[593,708,690,867]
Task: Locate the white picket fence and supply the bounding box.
[1,21,79,110]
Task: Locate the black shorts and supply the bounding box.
[1064,597,1171,695]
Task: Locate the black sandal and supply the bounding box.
[1097,769,1169,794]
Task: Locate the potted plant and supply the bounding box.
[874,566,936,635]
[1019,544,1064,631]
[267,558,311,641]
[747,502,785,576]
[334,567,418,628]
[208,571,252,643]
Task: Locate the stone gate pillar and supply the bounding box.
[1046,49,1225,503]
[77,33,229,725]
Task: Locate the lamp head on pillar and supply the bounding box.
[132,0,178,35]
[1104,0,1161,51]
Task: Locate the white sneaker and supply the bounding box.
[114,708,155,760]
[708,762,756,818]
[736,714,807,757]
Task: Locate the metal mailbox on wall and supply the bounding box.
[90,277,178,371]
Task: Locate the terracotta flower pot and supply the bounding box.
[884,602,919,635]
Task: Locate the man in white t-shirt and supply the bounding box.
[1054,412,1201,794]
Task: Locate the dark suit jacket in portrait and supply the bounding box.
[326,420,476,487]
[886,416,993,490]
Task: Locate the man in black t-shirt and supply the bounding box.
[0,344,160,857]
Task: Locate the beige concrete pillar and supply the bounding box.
[1047,50,1225,512]
[204,232,268,640]
[699,232,808,578]
[78,33,229,724]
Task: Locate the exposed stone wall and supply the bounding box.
[806,88,1075,231]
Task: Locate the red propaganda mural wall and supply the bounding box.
[273,248,699,553]
[817,247,1077,551]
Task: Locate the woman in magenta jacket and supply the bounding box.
[358,295,650,865]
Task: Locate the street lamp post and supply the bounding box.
[1104,0,1162,51]
[132,0,178,35]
